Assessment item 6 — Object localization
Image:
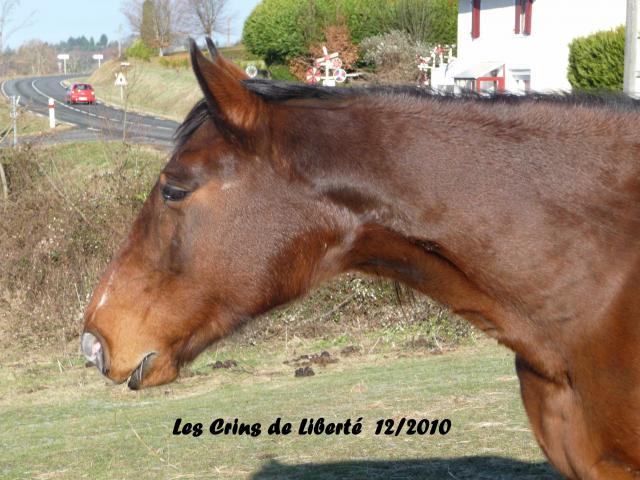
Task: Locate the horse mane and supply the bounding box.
[174,79,640,149]
[243,79,640,111]
[173,98,210,150]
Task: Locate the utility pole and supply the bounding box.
[227,18,231,46]
[624,0,640,96]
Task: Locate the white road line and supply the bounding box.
[24,77,175,136]
[0,80,9,99]
[31,78,116,127]
[87,127,100,132]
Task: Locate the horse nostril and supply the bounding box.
[81,332,106,374]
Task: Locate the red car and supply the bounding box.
[65,83,95,104]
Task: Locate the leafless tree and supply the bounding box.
[121,0,144,37]
[0,0,35,53]
[180,0,227,38]
[16,40,56,75]
[152,0,183,54]
[121,0,184,55]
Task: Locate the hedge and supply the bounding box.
[567,25,625,92]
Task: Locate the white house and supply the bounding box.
[443,0,626,93]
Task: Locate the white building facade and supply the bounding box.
[448,0,626,93]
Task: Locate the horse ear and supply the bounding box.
[189,38,264,144]
[205,37,251,81]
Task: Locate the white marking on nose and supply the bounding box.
[97,291,109,309]
[95,269,116,311]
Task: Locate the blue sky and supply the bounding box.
[6,0,262,49]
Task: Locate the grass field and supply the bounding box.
[0,338,559,480]
[75,45,260,122]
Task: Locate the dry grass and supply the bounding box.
[0,141,474,361]
[0,141,166,355]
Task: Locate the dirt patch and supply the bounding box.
[285,351,339,368]
[294,366,315,377]
[212,359,238,369]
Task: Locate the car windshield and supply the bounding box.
[75,84,91,91]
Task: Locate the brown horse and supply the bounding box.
[81,38,640,479]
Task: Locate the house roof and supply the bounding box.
[455,62,504,79]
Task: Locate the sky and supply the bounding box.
[5,0,262,49]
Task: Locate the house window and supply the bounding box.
[472,0,481,39]
[515,0,533,35]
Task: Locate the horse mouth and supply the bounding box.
[127,352,158,390]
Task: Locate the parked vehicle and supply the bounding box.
[66,83,95,104]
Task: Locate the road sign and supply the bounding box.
[115,72,127,86]
[92,53,104,68]
[245,64,258,78]
[57,54,69,74]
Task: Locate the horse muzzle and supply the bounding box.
[81,332,158,390]
[81,331,107,375]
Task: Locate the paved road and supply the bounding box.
[1,74,180,146]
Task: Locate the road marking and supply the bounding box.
[0,80,9,99]
[87,127,100,132]
[22,76,176,137]
[31,79,120,127]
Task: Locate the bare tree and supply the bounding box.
[121,0,183,55]
[121,0,145,37]
[152,0,183,55]
[0,0,35,53]
[180,0,227,38]
[16,40,56,75]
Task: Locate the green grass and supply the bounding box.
[0,339,559,479]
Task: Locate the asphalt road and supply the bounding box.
[1,74,180,146]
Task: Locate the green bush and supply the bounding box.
[243,0,335,64]
[568,25,624,92]
[242,0,455,65]
[393,0,457,45]
[339,0,395,44]
[243,0,394,64]
[158,56,189,70]
[125,39,156,61]
[269,63,296,81]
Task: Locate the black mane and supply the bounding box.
[173,98,210,150]
[242,78,640,110]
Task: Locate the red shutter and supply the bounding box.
[514,0,521,34]
[524,0,533,35]
[472,0,481,39]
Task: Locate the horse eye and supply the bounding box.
[161,184,189,202]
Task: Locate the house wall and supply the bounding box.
[455,0,626,92]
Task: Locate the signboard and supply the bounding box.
[57,54,69,60]
[115,72,127,86]
[92,54,104,60]
[245,64,258,78]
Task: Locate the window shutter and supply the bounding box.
[514,0,521,34]
[472,0,481,39]
[524,0,533,35]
